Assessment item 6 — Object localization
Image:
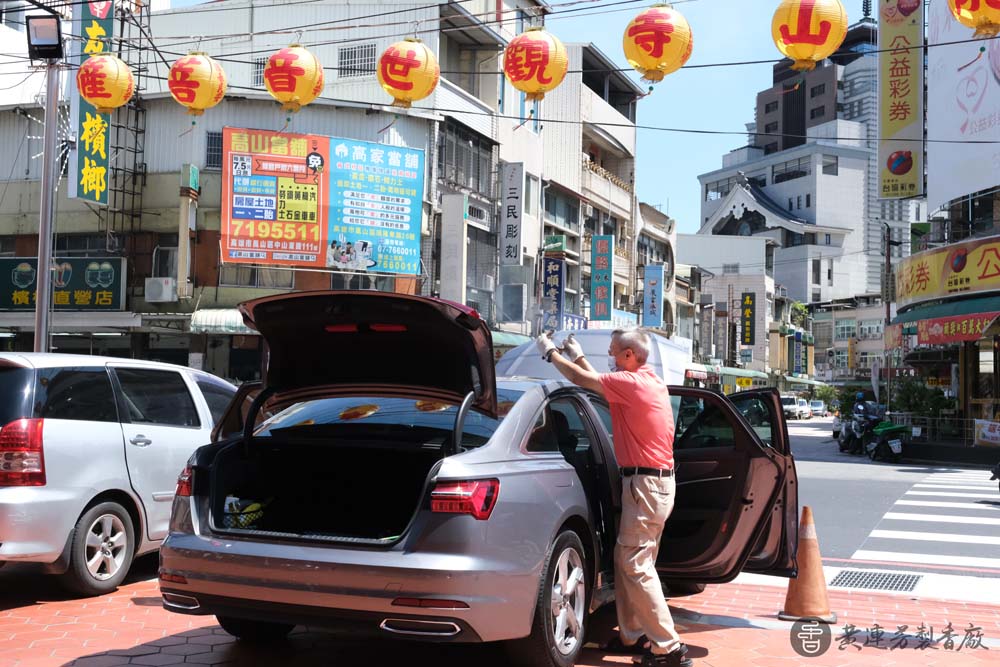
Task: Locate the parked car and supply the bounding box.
[0,353,236,596]
[160,291,799,667]
[810,400,827,417]
[781,395,808,420]
[797,398,812,419]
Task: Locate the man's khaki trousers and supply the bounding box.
[615,473,682,655]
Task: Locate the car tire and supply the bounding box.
[663,580,706,597]
[216,616,294,642]
[61,501,135,597]
[506,530,590,667]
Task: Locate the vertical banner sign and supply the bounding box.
[871,355,881,403]
[878,0,924,199]
[741,292,756,346]
[643,264,664,329]
[71,0,115,205]
[590,235,614,321]
[542,257,565,332]
[794,330,803,375]
[500,162,523,266]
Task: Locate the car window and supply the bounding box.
[197,379,236,426]
[730,395,774,447]
[670,395,735,450]
[0,367,34,425]
[527,397,591,455]
[589,399,614,443]
[781,396,796,406]
[115,368,201,427]
[35,367,118,423]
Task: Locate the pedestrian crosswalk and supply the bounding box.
[852,469,1000,571]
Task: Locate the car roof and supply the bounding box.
[0,352,229,383]
[498,376,575,393]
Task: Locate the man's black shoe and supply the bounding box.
[633,643,691,667]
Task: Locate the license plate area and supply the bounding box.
[889,439,902,453]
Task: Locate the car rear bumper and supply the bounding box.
[0,487,78,562]
[159,533,541,643]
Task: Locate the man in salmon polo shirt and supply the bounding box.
[536,328,690,667]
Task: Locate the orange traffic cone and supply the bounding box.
[778,506,837,624]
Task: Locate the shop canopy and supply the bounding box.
[190,309,256,335]
[893,296,1000,324]
[784,375,825,386]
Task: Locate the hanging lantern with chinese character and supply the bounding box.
[622,4,694,83]
[503,26,568,101]
[948,0,1000,38]
[76,53,134,114]
[263,44,324,112]
[376,38,440,108]
[771,0,848,71]
[167,52,227,116]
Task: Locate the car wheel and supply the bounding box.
[506,530,590,667]
[61,501,135,597]
[663,581,706,597]
[216,616,294,642]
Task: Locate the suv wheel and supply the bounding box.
[62,501,135,596]
[216,616,294,642]
[507,530,590,667]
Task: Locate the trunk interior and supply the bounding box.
[209,435,444,544]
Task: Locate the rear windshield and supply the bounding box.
[255,389,525,448]
[781,397,796,406]
[0,367,33,426]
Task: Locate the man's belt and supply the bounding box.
[620,466,674,478]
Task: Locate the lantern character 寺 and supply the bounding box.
[622,5,694,82]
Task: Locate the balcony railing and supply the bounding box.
[582,158,633,193]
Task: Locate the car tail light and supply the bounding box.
[175,465,193,497]
[370,323,407,332]
[158,569,188,585]
[430,479,499,520]
[0,418,45,487]
[392,597,469,609]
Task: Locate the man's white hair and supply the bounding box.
[612,328,651,364]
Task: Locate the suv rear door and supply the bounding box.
[111,366,213,541]
[652,387,794,583]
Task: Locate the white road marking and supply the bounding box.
[852,550,1000,569]
[895,500,1000,511]
[883,512,1000,526]
[914,483,999,491]
[869,529,1000,546]
[905,490,997,498]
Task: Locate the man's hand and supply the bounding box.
[535,332,558,362]
[561,334,584,362]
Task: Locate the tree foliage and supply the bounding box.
[790,302,809,328]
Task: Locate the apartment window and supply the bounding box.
[824,233,831,245]
[764,101,778,114]
[810,106,826,119]
[338,43,377,78]
[806,193,811,208]
[0,236,14,257]
[805,233,817,244]
[205,131,223,170]
[772,156,811,184]
[835,319,857,341]
[764,121,779,134]
[797,195,802,209]
[916,204,921,221]
[252,57,266,88]
[0,1,25,31]
[859,319,883,339]
[54,234,109,256]
[788,198,793,211]
[722,263,739,275]
[764,142,778,155]
[833,349,848,368]
[705,176,739,201]
[822,155,838,175]
[748,174,766,187]
[812,289,821,302]
[544,190,579,229]
[812,259,821,285]
[436,121,495,199]
[525,174,538,216]
[219,265,294,289]
[827,259,833,285]
[810,83,826,98]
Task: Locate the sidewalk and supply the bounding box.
[1,563,997,667]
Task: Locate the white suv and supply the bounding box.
[0,353,235,596]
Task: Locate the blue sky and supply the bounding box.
[169,0,870,233]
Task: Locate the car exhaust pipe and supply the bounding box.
[379,618,461,637]
[162,592,201,611]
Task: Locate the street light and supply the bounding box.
[24,5,64,353]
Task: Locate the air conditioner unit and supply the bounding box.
[145,277,178,303]
[481,274,496,291]
[582,203,595,218]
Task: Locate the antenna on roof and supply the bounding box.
[863,0,872,18]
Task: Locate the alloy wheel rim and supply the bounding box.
[549,547,586,656]
[84,514,127,580]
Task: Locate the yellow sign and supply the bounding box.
[896,235,1000,308]
[878,0,924,199]
[735,377,753,388]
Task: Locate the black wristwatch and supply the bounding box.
[544,348,557,363]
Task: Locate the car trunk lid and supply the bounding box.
[238,291,498,418]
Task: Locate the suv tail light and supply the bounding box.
[0,418,45,486]
[175,465,193,497]
[430,479,499,520]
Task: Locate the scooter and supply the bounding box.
[865,421,907,463]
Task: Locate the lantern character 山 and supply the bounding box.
[780,0,833,45]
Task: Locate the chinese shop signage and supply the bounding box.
[916,312,1000,345]
[741,292,756,347]
[542,257,565,333]
[896,235,1000,308]
[878,0,924,199]
[70,0,116,205]
[590,235,614,321]
[500,162,523,266]
[0,257,125,311]
[221,127,424,275]
[642,264,664,329]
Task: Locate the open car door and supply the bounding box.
[653,387,795,583]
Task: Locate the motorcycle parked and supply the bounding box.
[840,412,880,455]
[865,421,907,463]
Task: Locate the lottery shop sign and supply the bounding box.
[0,257,125,311]
[896,235,1000,308]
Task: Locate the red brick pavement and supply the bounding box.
[1,556,996,667]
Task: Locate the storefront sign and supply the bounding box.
[542,257,565,333]
[69,0,116,205]
[878,0,924,199]
[741,291,755,346]
[0,257,125,311]
[794,331,803,375]
[562,313,587,331]
[916,311,1000,345]
[221,128,424,275]
[735,377,753,388]
[590,235,614,321]
[545,235,567,253]
[896,235,1000,308]
[885,323,903,349]
[974,420,1000,448]
[500,162,523,266]
[643,264,664,329]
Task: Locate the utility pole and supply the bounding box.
[883,222,902,414]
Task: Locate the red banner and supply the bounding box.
[916,312,1000,346]
[885,323,903,350]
